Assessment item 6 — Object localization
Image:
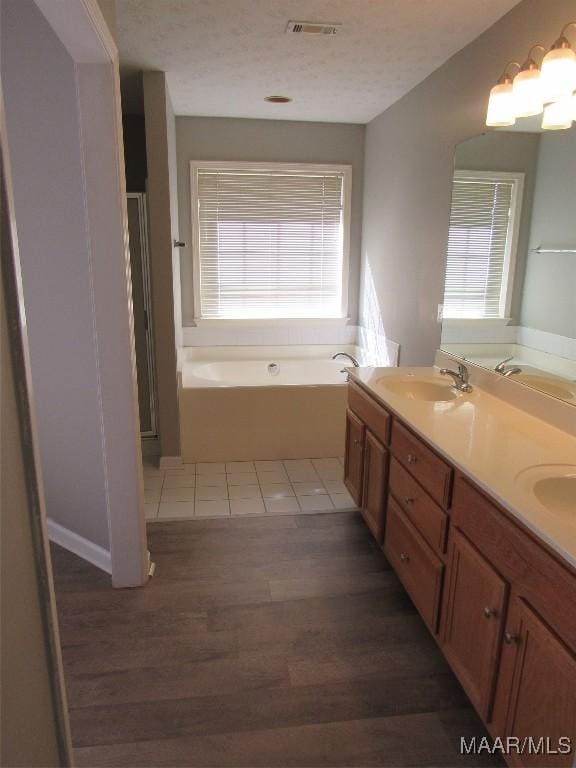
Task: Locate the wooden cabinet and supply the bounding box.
[346,379,576,767]
[442,529,509,720]
[492,598,576,767]
[344,408,365,506]
[361,430,388,543]
[384,498,444,632]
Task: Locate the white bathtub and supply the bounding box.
[179,347,364,462]
[183,358,349,388]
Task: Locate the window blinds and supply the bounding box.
[194,167,346,319]
[443,175,516,319]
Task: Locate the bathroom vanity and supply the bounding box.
[344,368,576,766]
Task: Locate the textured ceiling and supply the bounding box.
[117,0,521,122]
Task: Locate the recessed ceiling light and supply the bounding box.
[264,95,292,104]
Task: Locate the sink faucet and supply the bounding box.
[495,356,522,377]
[332,352,360,367]
[439,363,473,392]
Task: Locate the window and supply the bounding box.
[443,170,524,320]
[191,162,351,320]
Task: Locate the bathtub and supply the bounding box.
[179,347,359,462]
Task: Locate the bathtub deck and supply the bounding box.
[51,512,500,768]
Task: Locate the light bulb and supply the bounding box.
[542,97,574,130]
[541,44,576,102]
[512,67,543,117]
[486,81,516,126]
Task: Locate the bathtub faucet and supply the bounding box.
[332,352,360,367]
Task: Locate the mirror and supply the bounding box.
[440,122,576,405]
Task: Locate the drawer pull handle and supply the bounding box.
[407,454,417,465]
[403,496,415,505]
[399,552,410,563]
[504,631,519,645]
[483,606,496,619]
[353,439,362,447]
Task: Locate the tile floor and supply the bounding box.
[143,457,357,520]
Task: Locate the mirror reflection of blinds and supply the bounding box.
[196,168,345,319]
[444,176,514,319]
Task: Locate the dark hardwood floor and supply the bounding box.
[51,512,502,767]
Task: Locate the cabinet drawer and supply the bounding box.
[384,497,444,633]
[391,421,452,508]
[348,381,390,447]
[389,457,448,555]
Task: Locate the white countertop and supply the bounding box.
[349,366,576,569]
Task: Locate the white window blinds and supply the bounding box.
[193,165,348,319]
[443,173,520,319]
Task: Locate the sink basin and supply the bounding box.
[516,464,576,520]
[515,374,575,401]
[379,377,459,402]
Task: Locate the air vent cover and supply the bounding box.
[286,20,341,35]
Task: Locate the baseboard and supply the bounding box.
[159,455,182,469]
[47,518,112,574]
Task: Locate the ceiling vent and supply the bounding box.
[286,20,341,36]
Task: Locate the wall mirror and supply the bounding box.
[440,121,576,405]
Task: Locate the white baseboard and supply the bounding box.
[47,518,112,574]
[159,455,182,469]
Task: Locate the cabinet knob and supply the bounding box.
[403,496,415,505]
[504,631,519,645]
[407,454,417,464]
[399,552,410,563]
[353,439,361,447]
[483,606,496,618]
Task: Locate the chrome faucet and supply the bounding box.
[440,363,473,392]
[332,352,360,367]
[495,356,522,377]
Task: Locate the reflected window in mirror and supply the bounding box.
[443,170,524,320]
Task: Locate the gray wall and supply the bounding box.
[520,129,576,338]
[176,116,365,325]
[2,0,109,548]
[360,0,576,365]
[454,131,540,322]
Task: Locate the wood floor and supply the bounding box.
[52,511,502,767]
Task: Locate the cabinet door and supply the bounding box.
[495,599,576,767]
[344,409,365,506]
[361,430,388,543]
[442,530,508,720]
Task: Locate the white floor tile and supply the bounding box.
[315,467,344,481]
[298,494,334,512]
[144,502,158,520]
[226,472,258,486]
[228,484,262,500]
[330,492,357,510]
[230,498,265,516]
[194,474,227,487]
[195,499,230,518]
[323,480,348,494]
[163,474,196,489]
[260,482,294,499]
[283,459,313,471]
[165,464,196,476]
[143,475,164,490]
[264,497,300,515]
[311,458,341,472]
[144,488,161,503]
[158,501,195,519]
[292,481,327,496]
[256,469,289,483]
[196,462,226,475]
[286,467,320,482]
[196,485,229,501]
[162,487,196,502]
[255,460,284,472]
[225,461,255,473]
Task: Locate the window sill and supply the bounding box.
[191,317,352,328]
[442,318,512,327]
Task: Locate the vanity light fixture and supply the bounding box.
[486,62,520,126]
[512,46,546,117]
[540,22,576,102]
[542,96,574,130]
